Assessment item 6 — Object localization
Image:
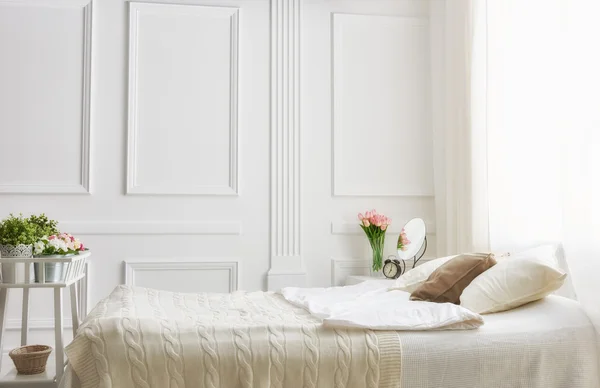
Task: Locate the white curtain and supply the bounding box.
[433,0,489,255]
[437,0,600,317]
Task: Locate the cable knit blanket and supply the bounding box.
[66,285,402,388]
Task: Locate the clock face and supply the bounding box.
[383,261,399,279]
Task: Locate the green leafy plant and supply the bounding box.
[0,213,38,246]
[28,213,59,239]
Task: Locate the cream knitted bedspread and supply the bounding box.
[66,285,402,388]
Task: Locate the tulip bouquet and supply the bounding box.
[358,209,391,272]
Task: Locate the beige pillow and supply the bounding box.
[388,254,458,293]
[460,252,566,314]
[410,253,497,304]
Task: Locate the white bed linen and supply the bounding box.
[399,295,599,388]
[60,292,598,388]
[281,281,483,330]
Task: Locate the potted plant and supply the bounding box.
[0,214,38,283]
[33,233,85,283]
[28,214,59,241]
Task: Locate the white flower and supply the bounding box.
[34,241,45,254]
[48,239,68,253]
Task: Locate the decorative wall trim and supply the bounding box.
[0,0,92,194]
[59,220,242,235]
[330,259,371,286]
[124,259,239,292]
[330,13,433,197]
[126,2,239,195]
[268,0,305,289]
[0,0,91,8]
[331,221,437,235]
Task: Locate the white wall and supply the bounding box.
[0,0,442,354]
[302,0,440,286]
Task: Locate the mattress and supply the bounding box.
[60,290,599,388]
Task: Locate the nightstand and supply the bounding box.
[0,251,90,385]
[345,275,396,287]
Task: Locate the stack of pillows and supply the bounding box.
[389,245,567,314]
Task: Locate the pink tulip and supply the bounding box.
[381,225,387,231]
[363,219,370,227]
[358,213,364,220]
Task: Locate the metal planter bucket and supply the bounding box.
[33,262,64,283]
[33,255,72,283]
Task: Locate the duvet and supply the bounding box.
[66,285,403,388]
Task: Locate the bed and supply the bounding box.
[60,285,599,388]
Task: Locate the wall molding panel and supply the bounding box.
[268,0,305,290]
[126,2,239,195]
[331,221,437,235]
[124,259,239,293]
[331,13,433,197]
[60,220,242,235]
[330,259,371,286]
[0,0,92,194]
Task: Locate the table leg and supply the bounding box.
[21,288,29,346]
[54,287,64,383]
[0,288,8,372]
[69,283,79,337]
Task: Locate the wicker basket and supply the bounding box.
[9,345,52,375]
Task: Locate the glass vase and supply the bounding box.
[369,234,386,273]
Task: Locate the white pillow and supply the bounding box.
[460,248,566,314]
[508,244,560,265]
[388,255,457,293]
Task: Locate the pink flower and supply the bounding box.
[48,235,56,240]
[365,211,372,219]
[358,213,364,220]
[381,225,387,231]
[70,236,75,242]
[79,244,85,251]
[363,219,370,227]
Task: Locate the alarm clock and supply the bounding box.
[383,259,403,279]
